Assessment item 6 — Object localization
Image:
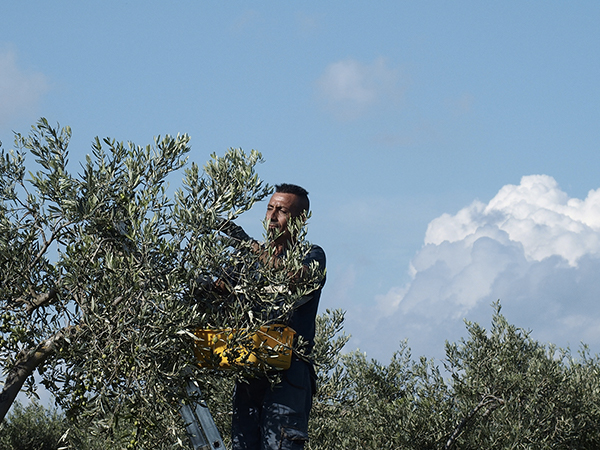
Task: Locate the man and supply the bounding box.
[225,183,326,450]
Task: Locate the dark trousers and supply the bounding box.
[231,357,314,450]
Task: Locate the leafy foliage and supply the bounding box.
[443,304,600,449]
[3,303,600,449]
[0,119,321,448]
[0,401,140,450]
[0,402,66,450]
[306,303,600,450]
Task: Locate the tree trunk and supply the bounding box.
[0,329,69,422]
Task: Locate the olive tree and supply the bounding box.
[0,119,321,448]
[306,303,600,450]
[444,304,600,449]
[0,401,136,450]
[0,402,66,450]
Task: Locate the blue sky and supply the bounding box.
[3,2,600,368]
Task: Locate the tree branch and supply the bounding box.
[0,326,74,422]
[15,287,59,314]
[30,219,73,269]
[443,394,504,450]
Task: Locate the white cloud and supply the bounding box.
[360,175,600,362]
[375,285,407,315]
[0,47,48,127]
[425,175,600,266]
[316,57,401,120]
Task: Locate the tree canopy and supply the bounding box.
[307,303,600,450]
[0,119,321,447]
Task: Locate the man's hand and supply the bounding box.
[217,219,252,242]
[217,218,264,256]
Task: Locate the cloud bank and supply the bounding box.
[316,57,401,120]
[369,175,600,361]
[0,47,48,128]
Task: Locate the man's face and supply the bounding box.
[265,192,302,244]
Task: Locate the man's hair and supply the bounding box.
[275,183,310,215]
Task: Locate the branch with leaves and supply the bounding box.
[1,119,322,448]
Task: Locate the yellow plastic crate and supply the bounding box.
[193,324,295,370]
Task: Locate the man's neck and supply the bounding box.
[270,237,294,257]
[271,242,285,257]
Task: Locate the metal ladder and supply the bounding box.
[180,376,226,450]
